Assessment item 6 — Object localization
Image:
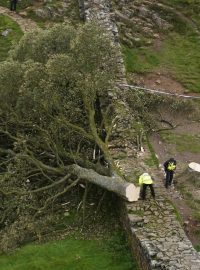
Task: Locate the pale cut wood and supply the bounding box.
[69,164,139,202]
[188,162,200,173]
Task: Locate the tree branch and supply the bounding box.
[30,173,71,193]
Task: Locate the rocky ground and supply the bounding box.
[112,0,200,51]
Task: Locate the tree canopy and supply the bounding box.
[0,23,120,252]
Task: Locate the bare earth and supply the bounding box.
[139,72,200,246]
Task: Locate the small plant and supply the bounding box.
[0,15,23,61]
[146,136,159,169]
[195,244,200,251]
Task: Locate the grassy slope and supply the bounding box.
[0,234,138,270]
[160,0,200,25]
[122,30,200,93]
[122,1,200,93]
[0,15,23,61]
[159,131,200,153]
[121,0,200,247]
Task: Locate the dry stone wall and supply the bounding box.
[77,0,200,269]
[77,0,126,83]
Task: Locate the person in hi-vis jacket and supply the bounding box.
[139,173,155,200]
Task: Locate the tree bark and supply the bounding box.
[188,162,200,173]
[69,164,140,202]
[188,162,200,181]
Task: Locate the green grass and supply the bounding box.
[128,209,144,216]
[160,0,197,7]
[0,233,139,270]
[146,136,159,168]
[0,15,23,61]
[122,31,200,93]
[195,245,200,252]
[144,157,157,167]
[122,45,159,74]
[160,0,200,15]
[159,131,200,153]
[166,199,184,226]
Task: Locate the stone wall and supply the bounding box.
[119,194,200,270]
[77,0,126,82]
[115,145,200,270]
[77,0,200,269]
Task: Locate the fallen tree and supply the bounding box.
[69,164,139,202]
[0,23,140,251]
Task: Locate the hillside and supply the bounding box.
[112,0,200,249]
[113,0,200,93]
[0,0,200,268]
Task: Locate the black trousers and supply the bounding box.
[10,0,17,11]
[141,184,155,199]
[165,171,174,188]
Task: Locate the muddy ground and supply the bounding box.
[140,72,200,247]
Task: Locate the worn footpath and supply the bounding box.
[0,6,38,32]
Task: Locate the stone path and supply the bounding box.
[0,6,38,32]
[79,0,200,269]
[119,150,200,269]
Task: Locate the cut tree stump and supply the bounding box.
[188,162,200,181]
[188,162,200,173]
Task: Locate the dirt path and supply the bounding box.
[0,6,38,32]
[150,129,200,246]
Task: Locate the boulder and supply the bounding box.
[1,29,12,37]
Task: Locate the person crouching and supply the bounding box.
[139,173,155,200]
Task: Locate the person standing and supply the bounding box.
[139,173,155,200]
[163,157,177,188]
[10,0,18,11]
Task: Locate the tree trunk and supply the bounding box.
[189,162,200,172]
[188,162,200,181]
[69,164,140,202]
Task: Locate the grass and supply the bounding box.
[0,0,81,26]
[177,185,200,223]
[128,209,144,216]
[144,157,157,167]
[160,0,200,26]
[0,232,139,270]
[195,245,200,252]
[166,199,184,226]
[145,136,159,168]
[122,30,200,93]
[0,15,23,61]
[159,131,200,153]
[122,45,159,74]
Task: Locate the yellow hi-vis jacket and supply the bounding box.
[139,173,153,185]
[167,162,176,171]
